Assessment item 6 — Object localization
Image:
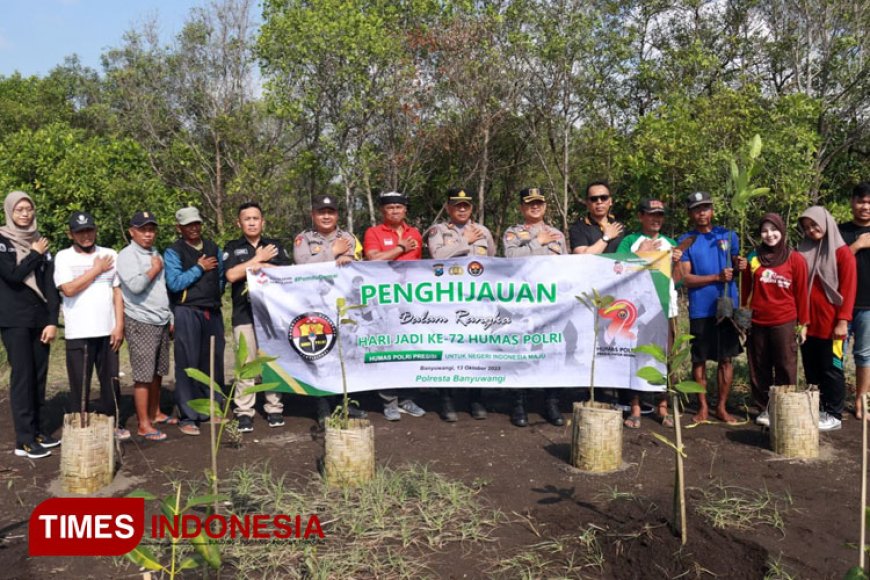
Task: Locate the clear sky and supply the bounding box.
[0,0,221,77]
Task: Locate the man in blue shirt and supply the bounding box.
[678,192,745,424]
[164,207,225,436]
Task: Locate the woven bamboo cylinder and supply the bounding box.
[769,385,819,459]
[61,412,115,494]
[324,419,375,487]
[571,401,623,472]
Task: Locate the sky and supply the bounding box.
[0,0,223,77]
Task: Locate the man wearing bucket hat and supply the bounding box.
[363,191,426,421]
[294,194,367,426]
[426,187,495,421]
[164,206,226,436]
[503,188,567,427]
[678,191,745,424]
[54,211,129,441]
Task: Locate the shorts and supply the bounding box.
[125,315,171,383]
[851,309,870,367]
[689,316,742,364]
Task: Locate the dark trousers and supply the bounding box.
[801,336,846,419]
[2,327,50,446]
[173,306,226,425]
[747,322,798,408]
[442,388,482,404]
[66,336,120,416]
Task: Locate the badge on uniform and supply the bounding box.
[312,245,321,254]
[295,236,303,246]
[518,231,531,240]
[475,247,486,255]
[505,232,516,242]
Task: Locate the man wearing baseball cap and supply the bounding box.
[164,206,226,436]
[54,211,129,441]
[678,192,744,424]
[503,188,567,427]
[617,198,684,429]
[426,187,495,421]
[294,194,366,425]
[364,191,426,420]
[116,211,175,440]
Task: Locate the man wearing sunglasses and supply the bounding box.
[569,180,624,255]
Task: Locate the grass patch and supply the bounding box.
[694,482,792,536]
[222,462,502,578]
[493,524,605,579]
[764,552,797,580]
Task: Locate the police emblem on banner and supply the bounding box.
[288,313,337,361]
[467,261,484,276]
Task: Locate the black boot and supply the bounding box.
[511,391,528,427]
[469,388,487,419]
[543,397,564,426]
[440,395,458,422]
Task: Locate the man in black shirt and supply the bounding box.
[840,182,870,418]
[569,180,625,254]
[224,202,292,432]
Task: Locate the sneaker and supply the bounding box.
[384,403,401,421]
[15,441,51,459]
[114,428,132,441]
[267,413,285,428]
[818,412,842,432]
[237,415,254,433]
[755,411,770,427]
[399,399,426,417]
[35,433,61,448]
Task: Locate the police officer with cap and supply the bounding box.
[426,187,495,421]
[503,187,567,427]
[294,193,366,425]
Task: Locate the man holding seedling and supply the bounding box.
[678,191,745,424]
[224,201,291,433]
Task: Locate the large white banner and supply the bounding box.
[249,253,671,395]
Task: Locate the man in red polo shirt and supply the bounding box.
[363,191,426,420]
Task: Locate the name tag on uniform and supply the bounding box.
[384,239,394,247]
[234,248,249,256]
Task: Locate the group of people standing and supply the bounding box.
[1,180,867,459]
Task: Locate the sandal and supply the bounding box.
[114,428,132,441]
[154,415,179,426]
[623,415,641,429]
[179,424,201,436]
[659,414,675,429]
[139,430,167,441]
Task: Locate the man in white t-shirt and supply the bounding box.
[54,212,128,440]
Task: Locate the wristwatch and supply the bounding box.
[602,235,611,243]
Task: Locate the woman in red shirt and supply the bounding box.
[744,213,809,427]
[797,206,857,431]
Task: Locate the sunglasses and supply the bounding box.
[588,195,610,203]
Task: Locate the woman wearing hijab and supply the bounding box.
[743,214,809,427]
[798,206,857,431]
[0,191,60,458]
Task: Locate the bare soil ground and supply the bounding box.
[0,371,863,580]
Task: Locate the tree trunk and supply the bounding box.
[477,123,490,225]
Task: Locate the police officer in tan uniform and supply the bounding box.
[294,194,366,425]
[426,187,495,421]
[502,188,566,427]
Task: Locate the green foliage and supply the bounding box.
[124,484,227,578]
[326,296,367,430]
